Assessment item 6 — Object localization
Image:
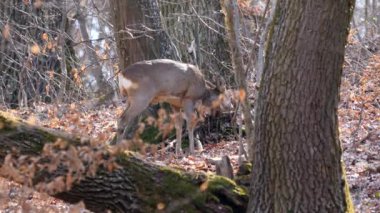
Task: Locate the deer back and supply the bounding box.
[118,59,210,107]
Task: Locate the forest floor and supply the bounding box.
[0,55,379,212]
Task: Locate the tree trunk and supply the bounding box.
[110,0,175,71]
[221,0,254,161]
[0,111,248,213]
[256,0,276,87]
[248,1,355,212]
[365,0,370,37]
[373,0,380,33]
[159,0,231,79]
[73,0,114,98]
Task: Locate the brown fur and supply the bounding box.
[117,59,226,155]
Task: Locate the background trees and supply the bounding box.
[1,0,378,109]
[0,0,72,108]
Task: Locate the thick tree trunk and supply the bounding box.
[248,1,355,212]
[0,111,248,213]
[110,0,174,70]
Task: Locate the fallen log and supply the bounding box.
[0,111,248,212]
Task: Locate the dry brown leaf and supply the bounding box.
[239,89,246,101]
[46,41,53,49]
[41,33,48,41]
[65,174,73,190]
[2,23,10,40]
[157,202,165,210]
[30,43,40,55]
[33,0,43,8]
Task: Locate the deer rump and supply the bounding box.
[117,59,226,155]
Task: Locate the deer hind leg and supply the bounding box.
[115,105,129,144]
[117,95,152,143]
[172,108,184,156]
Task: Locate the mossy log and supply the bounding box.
[0,111,248,213]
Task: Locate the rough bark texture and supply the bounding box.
[248,1,355,212]
[0,111,248,213]
[110,0,175,70]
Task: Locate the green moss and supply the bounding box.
[342,164,355,213]
[159,167,203,196]
[139,125,176,145]
[237,162,252,176]
[0,112,54,153]
[139,124,161,142]
[375,191,380,199]
[244,162,252,172]
[208,175,246,196]
[209,176,247,198]
[137,103,176,144]
[116,154,203,211]
[207,175,248,212]
[148,167,206,211]
[0,112,20,132]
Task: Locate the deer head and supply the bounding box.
[201,75,226,112]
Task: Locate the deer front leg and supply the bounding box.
[183,99,198,154]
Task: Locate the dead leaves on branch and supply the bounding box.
[2,24,11,40]
[0,137,121,196]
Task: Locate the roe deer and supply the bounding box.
[116,59,226,155]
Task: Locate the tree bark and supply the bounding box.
[0,111,248,213]
[248,1,355,212]
[221,0,254,161]
[110,0,175,71]
[159,0,231,79]
[373,0,380,33]
[365,0,370,37]
[73,0,114,97]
